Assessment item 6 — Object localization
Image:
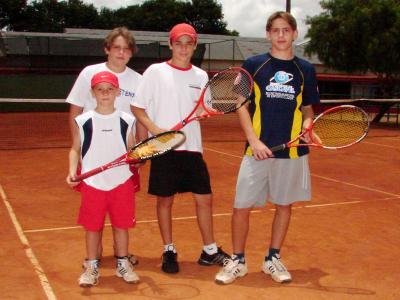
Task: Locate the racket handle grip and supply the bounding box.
[72,167,103,182]
[170,122,184,131]
[269,144,286,153]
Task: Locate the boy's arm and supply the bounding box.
[135,116,149,142]
[66,122,81,187]
[68,104,83,140]
[131,106,166,136]
[300,104,315,143]
[301,105,314,129]
[237,104,272,160]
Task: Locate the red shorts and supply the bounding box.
[130,165,141,192]
[78,178,136,231]
[74,165,140,192]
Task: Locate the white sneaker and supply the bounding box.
[215,257,248,285]
[82,258,101,269]
[262,254,292,283]
[116,257,140,283]
[79,261,99,287]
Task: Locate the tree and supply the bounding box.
[64,0,98,29]
[135,0,188,31]
[2,0,238,35]
[305,0,400,98]
[21,0,67,32]
[186,0,236,35]
[0,0,27,30]
[111,5,142,29]
[17,0,99,32]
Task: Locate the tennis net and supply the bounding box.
[0,98,69,150]
[0,98,399,150]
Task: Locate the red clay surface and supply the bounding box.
[0,114,399,300]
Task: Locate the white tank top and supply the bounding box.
[75,110,135,191]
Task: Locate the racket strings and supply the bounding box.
[128,132,185,160]
[205,69,252,113]
[312,107,369,148]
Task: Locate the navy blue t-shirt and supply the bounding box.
[242,53,320,158]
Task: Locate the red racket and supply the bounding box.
[270,105,370,152]
[171,67,253,130]
[73,130,185,181]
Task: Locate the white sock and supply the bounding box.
[87,259,99,268]
[164,243,176,253]
[203,242,218,255]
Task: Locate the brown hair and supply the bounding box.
[103,27,138,53]
[266,11,297,32]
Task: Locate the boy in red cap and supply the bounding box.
[67,27,145,267]
[132,23,229,274]
[67,71,140,287]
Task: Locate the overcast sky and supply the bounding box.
[82,0,323,41]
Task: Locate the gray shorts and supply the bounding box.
[234,155,311,208]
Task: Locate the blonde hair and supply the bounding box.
[103,27,138,53]
[266,11,297,31]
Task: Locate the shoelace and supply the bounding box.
[272,257,287,272]
[222,258,239,272]
[118,260,134,274]
[84,265,98,278]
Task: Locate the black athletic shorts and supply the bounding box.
[148,151,212,197]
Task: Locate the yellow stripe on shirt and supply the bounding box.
[245,82,262,156]
[289,85,303,158]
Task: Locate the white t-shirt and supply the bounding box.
[75,110,134,191]
[131,62,208,152]
[66,62,142,115]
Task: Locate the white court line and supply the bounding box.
[22,146,400,234]
[23,197,400,234]
[204,146,400,198]
[311,174,400,197]
[204,147,242,158]
[0,185,57,300]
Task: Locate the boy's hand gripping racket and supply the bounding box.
[72,130,186,181]
[270,105,370,152]
[171,67,253,130]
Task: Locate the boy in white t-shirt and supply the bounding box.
[131,23,229,274]
[67,71,139,287]
[66,27,144,266]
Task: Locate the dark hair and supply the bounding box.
[103,27,138,53]
[266,11,297,31]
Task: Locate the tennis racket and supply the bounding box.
[270,105,370,152]
[72,130,185,181]
[171,67,253,130]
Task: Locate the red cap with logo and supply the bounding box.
[91,71,119,88]
[169,23,198,43]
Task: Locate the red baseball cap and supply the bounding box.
[169,23,198,43]
[91,71,119,88]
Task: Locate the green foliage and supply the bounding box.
[22,0,67,32]
[63,0,98,29]
[1,0,238,35]
[0,0,27,30]
[186,0,231,34]
[305,0,400,95]
[136,0,189,31]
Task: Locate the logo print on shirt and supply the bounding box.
[120,88,135,98]
[189,84,201,90]
[265,70,295,100]
[270,71,293,84]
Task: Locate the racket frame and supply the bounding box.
[171,67,253,130]
[269,105,370,152]
[72,130,185,181]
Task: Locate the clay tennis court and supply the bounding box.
[0,112,399,300]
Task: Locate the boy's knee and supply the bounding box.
[195,195,212,208]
